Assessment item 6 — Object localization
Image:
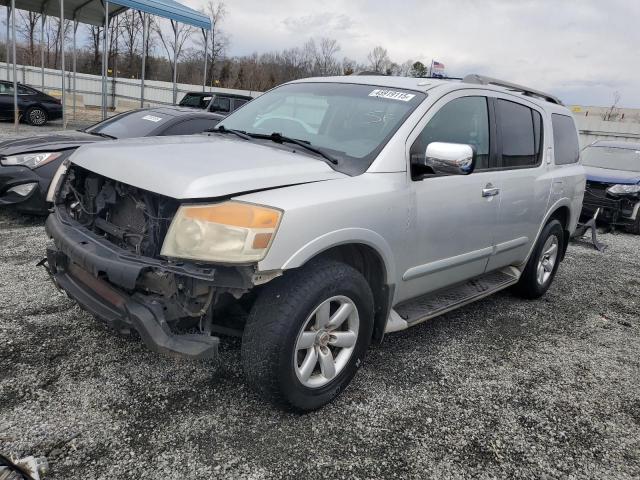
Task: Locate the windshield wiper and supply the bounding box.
[208,124,252,141]
[247,132,338,165]
[87,131,116,139]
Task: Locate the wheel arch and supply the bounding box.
[276,230,396,344]
[547,204,572,261]
[519,199,574,268]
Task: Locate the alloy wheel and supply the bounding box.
[537,235,559,285]
[293,295,359,388]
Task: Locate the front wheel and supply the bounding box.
[513,219,564,299]
[25,106,48,126]
[241,259,374,411]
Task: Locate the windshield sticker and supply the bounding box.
[368,89,416,102]
[141,115,163,122]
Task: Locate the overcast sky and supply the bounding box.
[182,0,639,108]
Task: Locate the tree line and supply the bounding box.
[0,1,435,92]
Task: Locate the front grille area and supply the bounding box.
[59,165,179,257]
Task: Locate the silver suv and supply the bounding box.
[44,74,585,411]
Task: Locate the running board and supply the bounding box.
[394,269,519,327]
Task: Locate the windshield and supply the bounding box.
[179,93,211,109]
[85,110,173,139]
[582,146,640,172]
[218,82,425,173]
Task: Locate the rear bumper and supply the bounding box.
[46,105,63,120]
[43,210,254,359]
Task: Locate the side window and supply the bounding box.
[0,83,14,94]
[552,114,580,165]
[233,99,248,110]
[410,96,490,177]
[497,99,542,168]
[18,85,33,94]
[161,118,219,136]
[210,96,231,113]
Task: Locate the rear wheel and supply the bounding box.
[241,259,374,411]
[25,106,48,126]
[513,219,564,299]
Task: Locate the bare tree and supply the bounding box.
[603,91,621,121]
[154,18,194,83]
[17,11,41,66]
[306,37,340,76]
[86,25,102,73]
[367,46,390,73]
[202,0,229,85]
[120,10,142,76]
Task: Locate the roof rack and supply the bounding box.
[462,74,563,105]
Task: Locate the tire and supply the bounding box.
[513,219,564,299]
[241,259,374,411]
[625,211,640,235]
[25,106,48,126]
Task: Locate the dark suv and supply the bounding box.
[0,80,63,126]
[178,92,253,115]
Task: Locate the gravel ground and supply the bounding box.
[0,208,639,480]
[0,118,95,136]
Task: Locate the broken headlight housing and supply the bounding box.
[606,184,640,196]
[0,152,62,169]
[161,201,282,263]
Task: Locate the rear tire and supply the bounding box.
[513,219,564,299]
[25,106,48,126]
[241,259,374,411]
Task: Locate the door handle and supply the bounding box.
[482,184,500,197]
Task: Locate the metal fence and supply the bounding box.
[0,61,260,113]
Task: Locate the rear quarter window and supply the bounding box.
[552,114,580,165]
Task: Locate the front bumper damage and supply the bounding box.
[43,210,254,360]
[581,181,640,230]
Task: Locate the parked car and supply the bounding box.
[0,106,223,214]
[0,80,63,126]
[178,91,253,115]
[44,75,585,411]
[580,140,640,233]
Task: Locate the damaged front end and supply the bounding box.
[43,165,259,360]
[581,180,640,230]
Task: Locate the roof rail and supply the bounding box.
[462,74,563,105]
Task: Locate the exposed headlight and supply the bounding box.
[46,159,70,202]
[161,201,282,263]
[606,184,640,195]
[0,152,62,169]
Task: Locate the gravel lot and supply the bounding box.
[0,207,639,479]
[0,118,96,136]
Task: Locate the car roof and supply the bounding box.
[289,75,567,111]
[182,91,252,100]
[589,140,640,150]
[139,105,224,119]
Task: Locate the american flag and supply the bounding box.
[433,61,445,69]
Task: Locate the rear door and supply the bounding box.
[485,96,552,271]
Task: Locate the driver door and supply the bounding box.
[398,93,499,302]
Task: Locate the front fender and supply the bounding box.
[259,227,396,283]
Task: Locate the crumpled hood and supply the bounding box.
[70,134,347,199]
[584,165,640,185]
[0,130,105,156]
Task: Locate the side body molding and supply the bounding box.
[279,227,397,283]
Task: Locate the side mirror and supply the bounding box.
[424,142,475,175]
